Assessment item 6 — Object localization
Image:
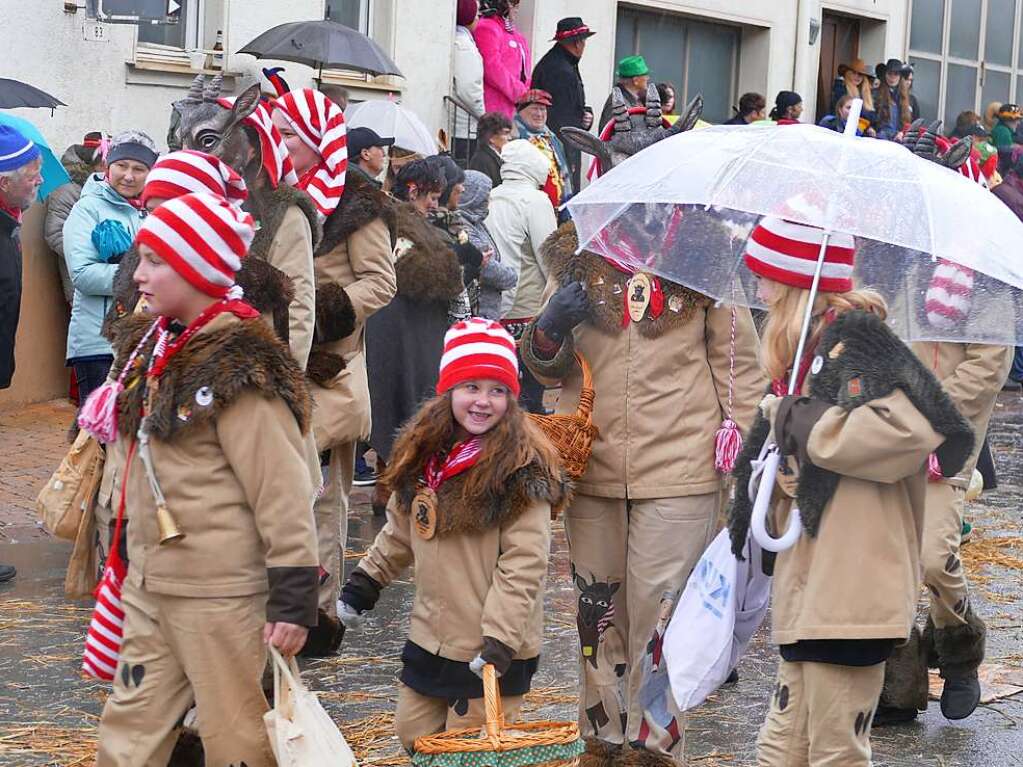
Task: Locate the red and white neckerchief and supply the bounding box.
[147,299,259,381]
[0,198,22,223]
[422,436,484,491]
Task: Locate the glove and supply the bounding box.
[336,600,367,630]
[455,241,484,286]
[469,636,514,678]
[91,219,133,264]
[536,281,588,343]
[759,393,782,423]
[469,654,489,678]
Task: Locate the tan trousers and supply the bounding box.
[922,482,971,629]
[315,441,355,616]
[395,682,525,752]
[97,579,273,767]
[756,660,884,767]
[564,492,720,757]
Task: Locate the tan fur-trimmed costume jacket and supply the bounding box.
[306,172,397,452]
[109,312,320,627]
[521,223,765,499]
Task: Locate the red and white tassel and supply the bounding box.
[78,380,124,445]
[715,418,743,474]
[927,452,943,481]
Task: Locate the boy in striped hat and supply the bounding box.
[94,192,319,766]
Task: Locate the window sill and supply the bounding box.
[126,48,240,86]
[319,70,402,94]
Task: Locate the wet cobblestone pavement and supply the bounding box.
[0,396,1020,765]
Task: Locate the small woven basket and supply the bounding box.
[412,665,583,767]
[527,352,598,481]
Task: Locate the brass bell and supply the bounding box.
[156,503,185,545]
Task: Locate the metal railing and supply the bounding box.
[444,95,481,168]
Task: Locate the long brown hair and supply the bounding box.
[760,279,888,382]
[381,391,562,500]
[877,78,912,129]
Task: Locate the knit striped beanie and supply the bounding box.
[274,89,348,217]
[744,216,856,293]
[437,318,520,397]
[925,259,975,329]
[217,97,299,189]
[141,150,247,207]
[135,192,255,298]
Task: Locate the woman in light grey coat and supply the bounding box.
[457,170,517,319]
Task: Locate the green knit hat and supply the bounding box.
[617,55,650,78]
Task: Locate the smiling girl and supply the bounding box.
[339,318,568,752]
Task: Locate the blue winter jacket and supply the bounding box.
[62,174,145,360]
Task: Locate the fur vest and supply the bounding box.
[542,221,718,338]
[727,310,974,556]
[315,170,396,259]
[388,448,569,537]
[392,201,464,304]
[108,312,311,442]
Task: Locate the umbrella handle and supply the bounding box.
[749,445,803,552]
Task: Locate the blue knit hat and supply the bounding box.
[0,125,41,172]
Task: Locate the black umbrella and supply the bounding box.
[239,20,402,79]
[0,78,65,110]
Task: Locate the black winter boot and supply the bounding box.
[934,608,986,720]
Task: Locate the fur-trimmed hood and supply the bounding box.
[103,247,296,343]
[392,200,464,303]
[250,183,323,259]
[728,310,974,556]
[60,146,94,187]
[316,169,396,257]
[542,221,713,338]
[108,312,311,442]
[389,456,570,536]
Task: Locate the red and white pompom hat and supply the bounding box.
[274,88,348,217]
[141,149,248,207]
[217,97,299,189]
[135,192,255,298]
[436,318,521,397]
[744,216,857,293]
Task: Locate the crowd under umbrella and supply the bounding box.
[566,100,1023,551]
[344,98,436,157]
[238,19,403,82]
[0,78,65,112]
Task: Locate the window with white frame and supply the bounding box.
[326,0,372,33]
[137,0,203,50]
[909,0,1023,126]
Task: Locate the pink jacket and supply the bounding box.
[473,16,531,118]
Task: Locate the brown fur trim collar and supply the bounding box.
[393,200,464,303]
[316,171,397,257]
[104,248,295,344]
[542,222,711,338]
[391,459,569,536]
[109,313,311,441]
[249,184,323,259]
[61,160,93,188]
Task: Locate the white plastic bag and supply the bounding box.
[662,528,771,711]
[264,646,358,767]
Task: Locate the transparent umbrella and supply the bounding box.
[566,103,1023,550]
[344,99,436,157]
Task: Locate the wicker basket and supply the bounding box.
[527,352,598,481]
[412,665,583,767]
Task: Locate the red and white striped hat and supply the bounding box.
[274,89,348,217]
[925,259,975,329]
[437,318,521,397]
[141,150,247,207]
[217,97,299,189]
[135,192,255,298]
[744,216,857,293]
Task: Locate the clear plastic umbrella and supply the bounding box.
[344,99,437,157]
[566,102,1023,550]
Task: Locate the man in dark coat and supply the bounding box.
[0,124,43,584]
[531,17,595,190]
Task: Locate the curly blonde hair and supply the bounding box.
[759,279,888,383]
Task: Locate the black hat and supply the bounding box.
[553,17,595,42]
[348,127,395,159]
[884,58,912,76]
